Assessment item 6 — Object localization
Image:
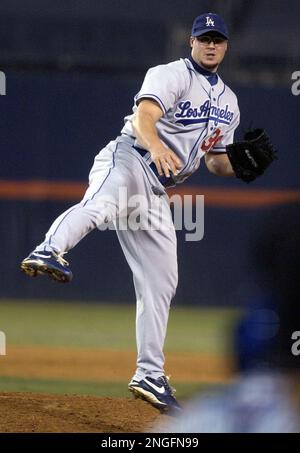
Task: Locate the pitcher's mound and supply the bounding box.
[0,393,166,433]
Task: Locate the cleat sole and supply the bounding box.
[20,263,37,277]
[20,261,71,283]
[128,386,168,413]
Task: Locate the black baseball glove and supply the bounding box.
[226,128,277,183]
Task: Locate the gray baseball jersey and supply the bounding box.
[122,57,240,184]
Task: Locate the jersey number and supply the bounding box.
[201,128,222,152]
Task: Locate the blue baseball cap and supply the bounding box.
[191,13,229,39]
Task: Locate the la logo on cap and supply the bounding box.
[206,16,215,27]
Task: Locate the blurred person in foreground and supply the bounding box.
[158,203,300,432]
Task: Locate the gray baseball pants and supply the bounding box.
[36,135,178,382]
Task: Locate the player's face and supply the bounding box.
[190,33,228,71]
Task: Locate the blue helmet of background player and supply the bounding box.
[191,13,229,40]
[234,305,279,372]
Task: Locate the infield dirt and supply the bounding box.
[0,392,166,433]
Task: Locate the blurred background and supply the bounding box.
[0,0,299,408]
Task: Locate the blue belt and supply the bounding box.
[132,145,175,188]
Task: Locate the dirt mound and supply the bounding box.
[0,393,167,433]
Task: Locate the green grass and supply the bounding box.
[0,376,221,400]
[0,299,240,354]
[0,376,129,397]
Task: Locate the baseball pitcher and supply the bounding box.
[21,13,276,413]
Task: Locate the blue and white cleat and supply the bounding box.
[128,375,182,414]
[20,250,73,283]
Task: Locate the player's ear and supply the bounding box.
[190,36,195,48]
